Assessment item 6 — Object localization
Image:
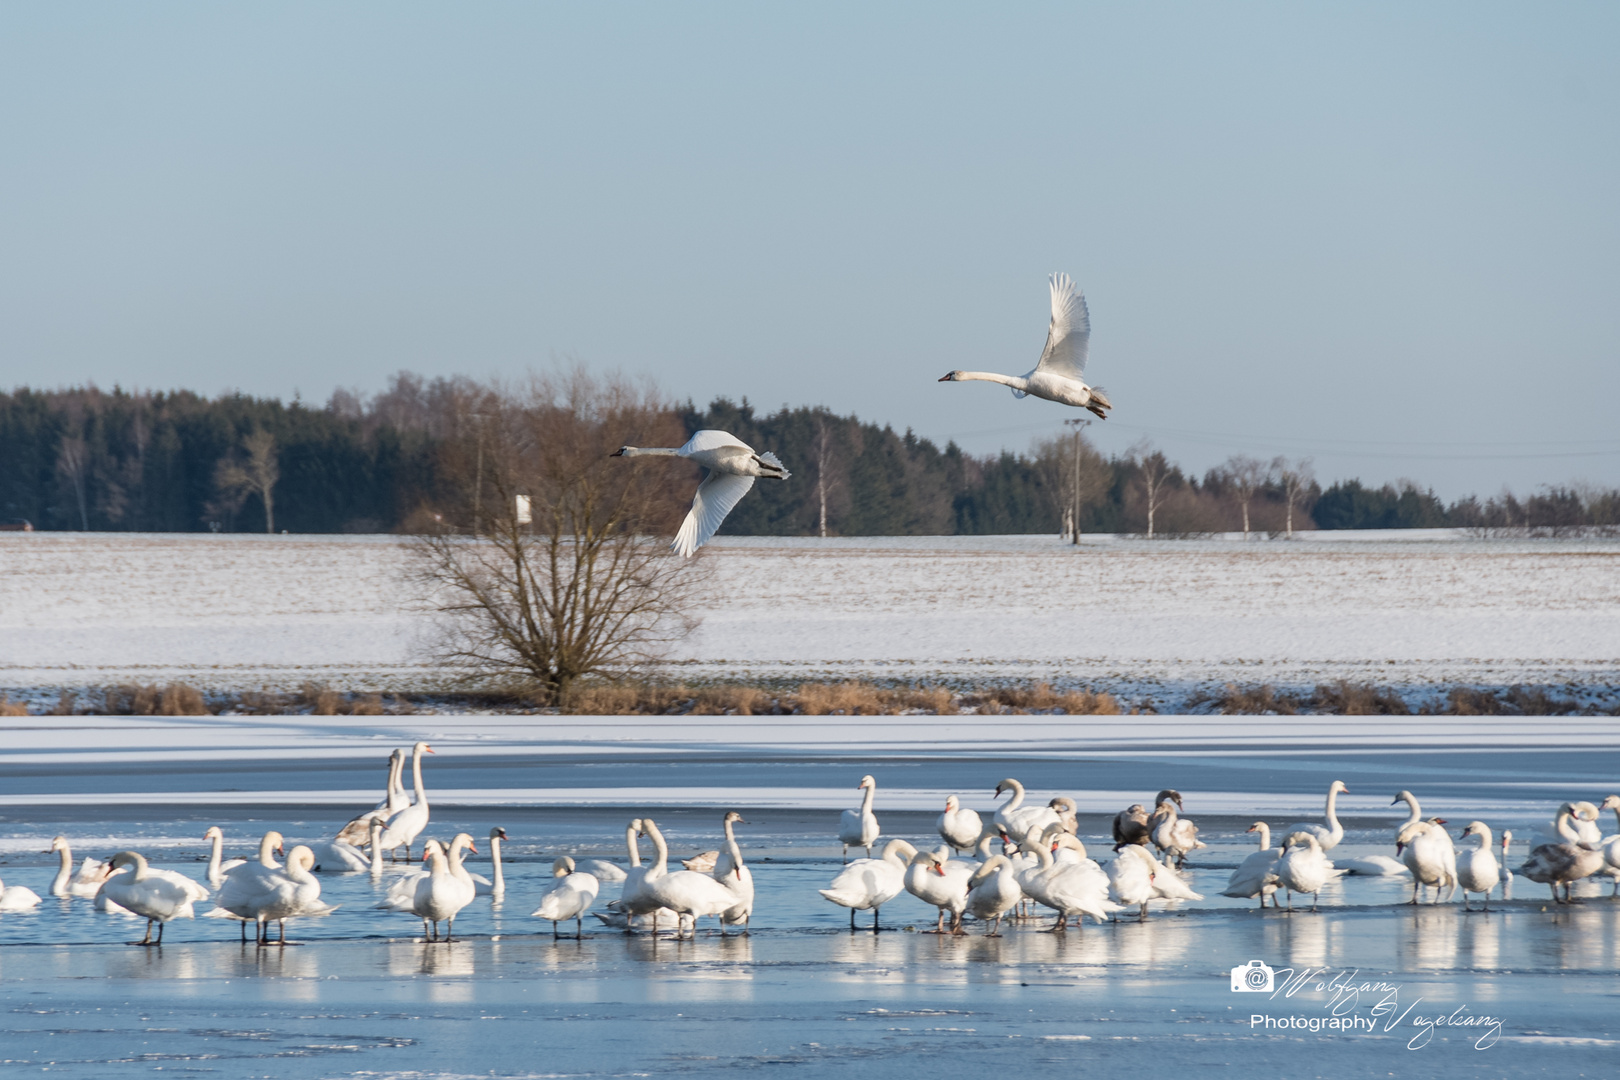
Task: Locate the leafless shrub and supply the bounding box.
[796,681,886,715]
[1307,681,1409,715]
[349,693,387,716]
[299,683,346,716]
[158,683,210,716]
[413,370,703,704]
[0,696,28,717]
[236,691,294,715]
[1436,687,1510,715]
[1191,683,1299,715]
[49,691,76,716]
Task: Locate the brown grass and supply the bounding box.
[0,696,28,717]
[559,679,1118,716]
[1195,683,1299,715]
[98,683,212,716]
[1306,681,1410,715]
[965,682,1121,715]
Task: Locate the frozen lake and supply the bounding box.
[3,531,1619,709]
[2,714,1618,1076]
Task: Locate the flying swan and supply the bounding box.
[611,429,790,557]
[938,273,1111,418]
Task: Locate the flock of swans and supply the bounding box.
[616,273,1109,556]
[9,750,1620,947]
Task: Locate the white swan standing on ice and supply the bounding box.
[712,811,754,930]
[1456,822,1502,911]
[964,854,1023,936]
[611,430,790,557]
[904,848,974,934]
[937,796,984,853]
[532,857,600,938]
[820,838,918,932]
[335,748,406,846]
[47,836,111,898]
[1599,795,1620,894]
[1148,796,1206,868]
[839,775,881,862]
[1520,809,1605,904]
[218,846,336,945]
[1221,822,1284,908]
[1276,833,1332,911]
[640,818,739,935]
[1395,818,1457,904]
[203,827,248,887]
[377,741,434,861]
[938,273,1112,419]
[1281,781,1349,851]
[99,852,205,945]
[993,778,1059,843]
[1016,825,1115,930]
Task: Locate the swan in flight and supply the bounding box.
[938,273,1111,418]
[839,774,881,861]
[611,430,790,557]
[47,836,111,898]
[532,857,600,937]
[1455,822,1501,911]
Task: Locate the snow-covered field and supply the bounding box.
[2,532,1618,709]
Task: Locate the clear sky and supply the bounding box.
[3,3,1616,498]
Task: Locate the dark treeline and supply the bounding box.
[3,376,1616,535]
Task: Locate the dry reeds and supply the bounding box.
[0,696,28,717]
[559,679,1118,716]
[98,683,212,716]
[964,683,1121,716]
[1306,681,1409,715]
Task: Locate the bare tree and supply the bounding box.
[1275,456,1315,539]
[213,430,281,533]
[1221,454,1272,539]
[55,436,91,530]
[1132,443,1170,539]
[412,370,703,704]
[813,416,836,538]
[1034,426,1109,542]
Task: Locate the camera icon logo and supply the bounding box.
[1230,960,1274,993]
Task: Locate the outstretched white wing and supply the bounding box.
[672,471,756,557]
[1032,272,1090,382]
[680,429,754,456]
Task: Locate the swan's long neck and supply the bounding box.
[625,824,642,868]
[447,838,469,875]
[388,755,406,810]
[258,835,278,867]
[1556,812,1580,844]
[1001,781,1025,811]
[976,832,994,859]
[643,821,669,875]
[411,747,428,806]
[954,371,1028,391]
[490,836,504,893]
[369,823,384,875]
[1324,786,1342,828]
[619,447,681,458]
[1255,823,1271,851]
[1031,840,1054,870]
[1399,794,1421,827]
[722,820,744,878]
[207,833,222,879]
[860,783,876,815]
[52,846,72,894]
[1472,824,1494,850]
[127,854,150,881]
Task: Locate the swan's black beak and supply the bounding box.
[938,372,955,382]
[1390,797,1400,806]
[610,447,626,457]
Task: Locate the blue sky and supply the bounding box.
[3,3,1616,497]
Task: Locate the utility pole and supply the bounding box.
[1064,418,1090,546]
